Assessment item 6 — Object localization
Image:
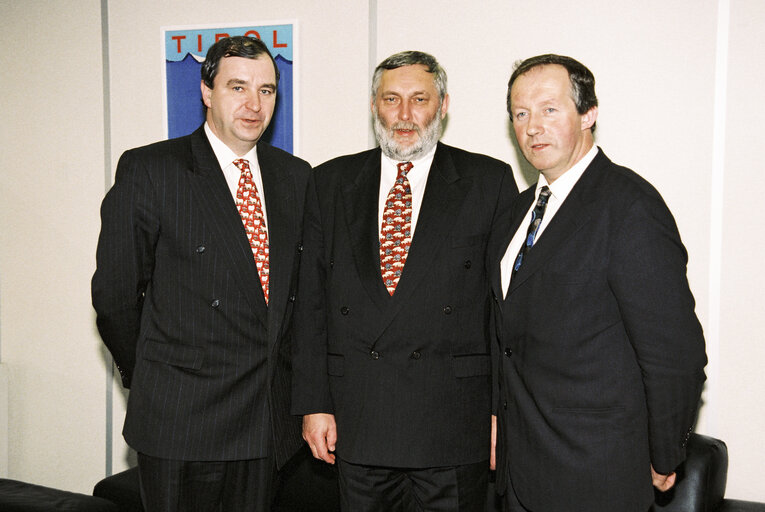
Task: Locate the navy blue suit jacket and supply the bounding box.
[491,149,707,511]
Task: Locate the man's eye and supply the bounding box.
[515,112,527,120]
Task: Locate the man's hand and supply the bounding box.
[651,465,677,491]
[302,413,337,464]
[490,414,497,470]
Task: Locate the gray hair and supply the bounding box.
[371,51,447,101]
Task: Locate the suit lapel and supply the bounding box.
[391,143,469,301]
[507,150,607,294]
[342,148,391,310]
[342,144,471,339]
[491,187,535,300]
[259,144,296,346]
[187,127,269,328]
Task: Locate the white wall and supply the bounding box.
[1,0,763,501]
[0,0,109,491]
[718,0,765,500]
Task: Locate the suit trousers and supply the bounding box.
[337,458,488,512]
[501,476,529,512]
[501,478,652,512]
[137,453,276,512]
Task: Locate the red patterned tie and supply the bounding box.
[234,158,269,304]
[380,162,413,295]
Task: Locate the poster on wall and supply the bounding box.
[162,21,297,154]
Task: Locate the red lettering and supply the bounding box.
[197,34,203,52]
[272,30,287,48]
[215,33,230,42]
[171,35,185,53]
[244,30,261,39]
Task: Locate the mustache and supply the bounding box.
[389,122,420,133]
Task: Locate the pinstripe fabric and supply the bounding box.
[93,126,309,467]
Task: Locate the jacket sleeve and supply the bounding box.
[91,150,159,388]
[608,192,707,474]
[290,170,334,415]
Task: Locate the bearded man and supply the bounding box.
[291,51,518,512]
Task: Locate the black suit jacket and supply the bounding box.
[490,149,707,511]
[291,143,518,468]
[92,126,310,467]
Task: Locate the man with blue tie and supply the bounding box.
[491,54,707,512]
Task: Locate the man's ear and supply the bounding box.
[440,93,450,119]
[581,106,598,131]
[201,80,212,109]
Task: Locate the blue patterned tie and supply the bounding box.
[512,186,551,275]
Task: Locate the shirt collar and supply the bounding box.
[381,143,438,174]
[537,144,598,200]
[204,122,258,170]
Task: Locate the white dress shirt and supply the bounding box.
[204,123,269,235]
[377,144,437,238]
[500,145,598,297]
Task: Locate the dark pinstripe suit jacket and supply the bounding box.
[291,143,518,468]
[92,126,310,466]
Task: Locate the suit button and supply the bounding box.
[370,350,380,360]
[443,305,453,315]
[504,348,512,357]
[340,306,349,315]
[503,401,508,410]
[288,295,296,303]
[330,259,335,268]
[196,245,206,253]
[410,351,421,360]
[464,260,472,269]
[211,299,220,308]
[297,242,303,253]
[492,293,499,303]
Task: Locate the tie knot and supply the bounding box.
[233,158,250,173]
[397,162,413,177]
[538,185,551,204]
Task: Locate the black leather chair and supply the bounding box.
[654,433,765,512]
[0,478,119,511]
[92,466,143,512]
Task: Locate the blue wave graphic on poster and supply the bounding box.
[166,53,293,154]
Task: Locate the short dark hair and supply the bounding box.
[507,54,598,131]
[201,36,279,88]
[371,50,447,102]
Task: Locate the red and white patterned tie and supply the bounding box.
[380,161,413,295]
[234,158,269,304]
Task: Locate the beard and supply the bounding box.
[373,108,443,161]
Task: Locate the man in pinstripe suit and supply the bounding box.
[92,36,310,511]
